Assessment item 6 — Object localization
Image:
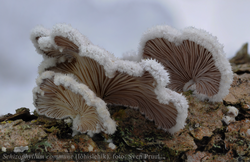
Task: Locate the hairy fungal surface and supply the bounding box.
[43,39,178,131]
[33,72,116,136]
[31,24,189,134]
[35,78,104,133]
[134,25,233,102]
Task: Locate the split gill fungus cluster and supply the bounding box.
[31,24,233,137]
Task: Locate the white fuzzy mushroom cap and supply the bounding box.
[31,24,189,134]
[222,106,238,125]
[227,106,239,117]
[123,25,233,102]
[222,116,235,125]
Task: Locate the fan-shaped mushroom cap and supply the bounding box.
[33,71,116,136]
[30,25,51,55]
[30,24,92,62]
[132,25,233,102]
[31,24,189,134]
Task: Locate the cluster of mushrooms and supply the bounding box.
[31,24,233,137]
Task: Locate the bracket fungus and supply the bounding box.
[31,24,189,135]
[33,71,116,136]
[123,25,233,102]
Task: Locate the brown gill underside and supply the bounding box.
[143,38,221,97]
[35,78,104,133]
[41,36,178,130]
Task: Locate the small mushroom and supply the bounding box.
[222,116,235,125]
[222,106,238,125]
[33,71,116,136]
[125,25,233,102]
[227,106,239,117]
[31,24,189,134]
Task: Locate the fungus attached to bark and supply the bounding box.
[222,106,238,125]
[33,71,116,136]
[125,25,233,102]
[31,24,189,134]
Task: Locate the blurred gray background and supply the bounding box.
[0,0,249,115]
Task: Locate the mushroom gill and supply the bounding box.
[144,39,221,97]
[137,25,233,102]
[31,24,189,134]
[33,71,116,136]
[49,57,180,130]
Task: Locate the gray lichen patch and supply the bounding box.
[160,131,197,152]
[224,73,250,106]
[41,133,99,152]
[0,119,47,150]
[224,119,250,156]
[186,93,225,140]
